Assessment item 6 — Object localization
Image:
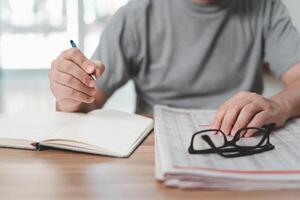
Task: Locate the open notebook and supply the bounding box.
[0,109,153,157]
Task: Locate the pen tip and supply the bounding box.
[91,74,97,81]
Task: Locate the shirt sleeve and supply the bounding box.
[91,7,137,98]
[263,0,300,79]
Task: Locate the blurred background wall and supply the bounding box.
[284,0,300,30]
[0,0,299,114]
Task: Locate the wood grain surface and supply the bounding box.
[0,132,299,200]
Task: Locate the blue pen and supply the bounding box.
[70,40,97,81]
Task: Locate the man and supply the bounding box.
[49,0,300,137]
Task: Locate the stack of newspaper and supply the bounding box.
[154,105,300,190]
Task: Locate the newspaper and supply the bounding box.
[154,105,300,190]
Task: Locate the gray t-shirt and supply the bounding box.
[92,0,300,113]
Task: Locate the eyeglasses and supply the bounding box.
[188,123,276,158]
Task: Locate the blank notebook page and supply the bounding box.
[0,112,82,142]
[44,110,153,154]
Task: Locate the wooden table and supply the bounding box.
[0,132,299,200]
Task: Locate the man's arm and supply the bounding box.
[272,62,300,119]
[212,62,300,137]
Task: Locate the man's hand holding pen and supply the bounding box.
[49,44,105,112]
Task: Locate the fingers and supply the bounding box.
[60,48,105,77]
[211,94,243,129]
[61,48,89,72]
[54,59,95,88]
[51,68,97,97]
[231,102,262,135]
[93,60,106,79]
[233,97,274,137]
[244,111,270,137]
[51,81,95,104]
[219,105,242,135]
[213,92,253,135]
[212,91,288,138]
[80,59,105,79]
[50,49,106,110]
[212,92,279,137]
[212,108,226,130]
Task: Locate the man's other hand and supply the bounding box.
[212,92,289,137]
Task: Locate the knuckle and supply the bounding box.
[72,68,88,84]
[218,104,227,111]
[216,111,224,120]
[254,113,268,125]
[61,49,69,57]
[60,61,73,72]
[258,98,272,110]
[257,96,265,103]
[232,104,242,112]
[69,89,76,97]
[62,87,72,96]
[260,113,269,121]
[264,100,273,110]
[51,59,58,69]
[78,73,89,85]
[78,93,89,102]
[81,94,89,101]
[82,60,95,72]
[85,87,94,96]
[69,48,80,58]
[247,92,258,99]
[82,59,90,66]
[65,63,73,72]
[265,104,273,111]
[262,103,272,111]
[84,85,93,95]
[49,71,57,84]
[238,91,248,97]
[260,97,268,102]
[243,103,256,114]
[219,107,226,113]
[84,76,91,85]
[65,75,73,85]
[61,49,68,54]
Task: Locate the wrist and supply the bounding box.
[271,95,292,121]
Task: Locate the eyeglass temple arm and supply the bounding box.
[189,129,222,150]
[201,135,218,151]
